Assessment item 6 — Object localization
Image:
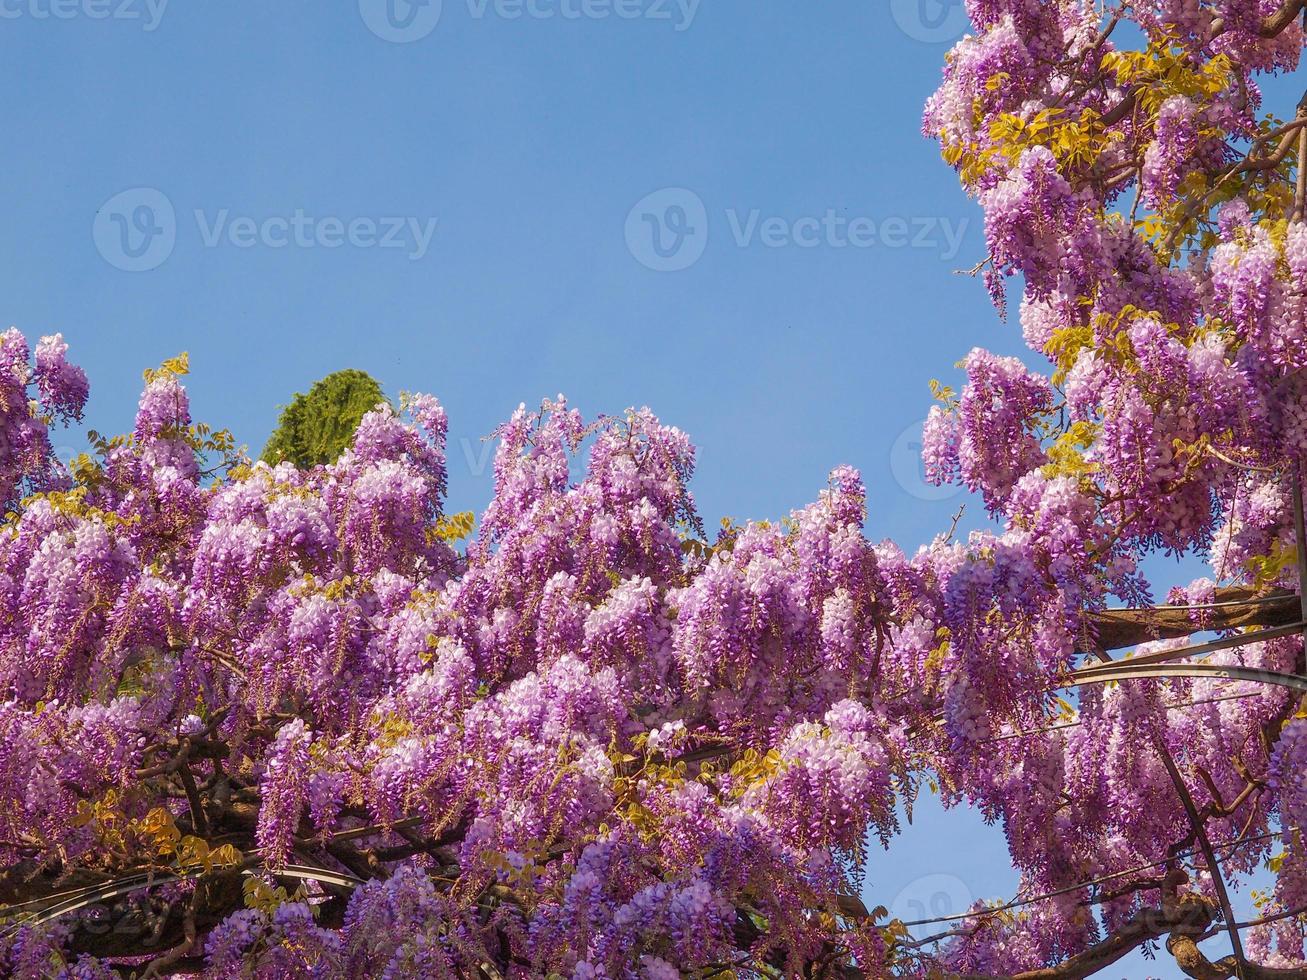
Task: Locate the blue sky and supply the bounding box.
[4,2,1287,974]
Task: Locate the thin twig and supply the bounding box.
[1153,737,1247,975]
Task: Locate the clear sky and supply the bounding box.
[4,3,1278,975]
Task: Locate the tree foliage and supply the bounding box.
[261,369,387,468]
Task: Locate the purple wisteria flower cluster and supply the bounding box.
[1,0,1307,976]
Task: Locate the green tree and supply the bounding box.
[261,369,386,468]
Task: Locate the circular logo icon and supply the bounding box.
[890,0,969,43]
[890,872,975,926]
[624,187,708,272]
[359,0,442,42]
[93,187,176,272]
[890,419,965,502]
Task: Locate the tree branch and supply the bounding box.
[1086,587,1299,651]
[961,891,1215,980]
